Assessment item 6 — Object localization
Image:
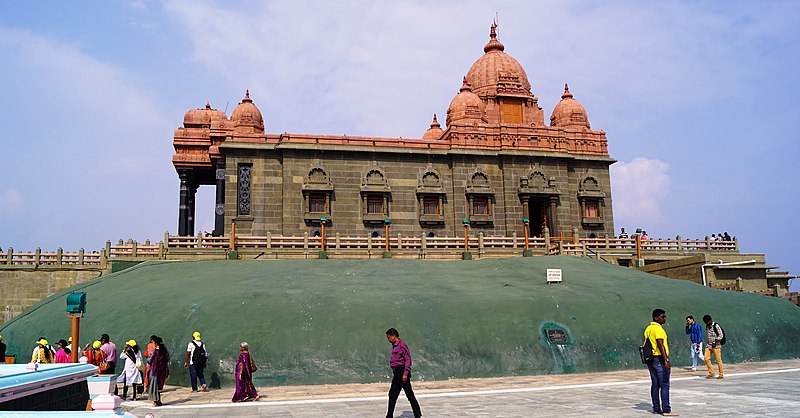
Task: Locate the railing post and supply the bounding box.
[421,233,427,251]
[100,248,108,269]
[158,241,165,259]
[105,241,112,257]
[164,232,170,248]
[572,228,579,244]
[132,241,138,257]
[304,231,309,249]
[558,241,564,255]
[34,247,41,267]
[676,235,682,251]
[478,232,484,252]
[513,231,519,249]
[56,247,63,265]
[367,232,373,250]
[543,227,551,249]
[604,234,610,249]
[705,236,712,250]
[5,247,12,265]
[267,232,272,249]
[335,233,341,250]
[397,233,402,250]
[197,232,203,249]
[78,248,85,265]
[734,236,739,252]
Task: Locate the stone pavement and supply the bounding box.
[121,359,800,417]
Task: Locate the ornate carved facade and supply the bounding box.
[172,24,615,239]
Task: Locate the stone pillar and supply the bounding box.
[549,197,559,236]
[188,182,199,236]
[178,170,190,236]
[214,159,226,236]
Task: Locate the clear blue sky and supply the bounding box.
[1,1,797,289]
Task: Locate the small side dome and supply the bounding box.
[446,77,486,126]
[230,90,264,134]
[183,102,228,128]
[422,114,444,140]
[550,84,590,129]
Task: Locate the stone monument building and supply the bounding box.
[172,24,615,240]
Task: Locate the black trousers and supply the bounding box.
[387,366,421,418]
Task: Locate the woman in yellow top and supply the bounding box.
[31,339,54,364]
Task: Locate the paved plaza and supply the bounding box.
[121,359,800,417]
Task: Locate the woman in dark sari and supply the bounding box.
[232,342,260,402]
[146,336,169,406]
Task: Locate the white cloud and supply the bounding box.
[610,157,671,232]
[0,189,23,213]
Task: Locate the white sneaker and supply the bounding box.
[691,367,697,371]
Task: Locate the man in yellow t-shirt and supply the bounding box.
[644,308,677,416]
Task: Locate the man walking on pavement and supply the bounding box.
[684,316,704,371]
[184,331,208,392]
[385,328,422,418]
[645,308,678,416]
[702,314,725,379]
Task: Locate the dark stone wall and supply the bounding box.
[223,145,614,238]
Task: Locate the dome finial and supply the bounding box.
[459,76,472,92]
[431,113,440,129]
[562,83,573,99]
[483,21,505,53]
[242,89,253,103]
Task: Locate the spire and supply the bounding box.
[430,114,440,129]
[561,83,574,99]
[483,21,505,53]
[459,76,472,92]
[242,89,252,103]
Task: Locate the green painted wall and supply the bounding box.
[1,257,798,388]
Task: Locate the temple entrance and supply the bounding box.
[528,199,551,237]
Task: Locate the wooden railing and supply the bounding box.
[0,233,740,266]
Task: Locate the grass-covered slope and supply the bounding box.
[2,257,798,387]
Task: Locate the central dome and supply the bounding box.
[465,23,532,99]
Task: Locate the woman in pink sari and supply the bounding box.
[231,342,260,402]
[54,339,71,363]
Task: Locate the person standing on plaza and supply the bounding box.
[231,342,260,402]
[146,336,169,407]
[703,314,725,379]
[83,340,109,372]
[184,331,208,392]
[644,309,677,416]
[100,334,117,374]
[684,316,704,371]
[385,328,422,418]
[54,339,71,363]
[116,340,144,400]
[143,335,157,389]
[31,338,54,364]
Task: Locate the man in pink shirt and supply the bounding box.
[385,328,422,418]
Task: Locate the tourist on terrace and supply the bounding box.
[618,228,629,239]
[116,340,144,400]
[146,336,169,407]
[723,232,731,241]
[100,333,118,374]
[83,340,109,373]
[54,339,71,363]
[31,338,54,364]
[232,342,260,402]
[684,316,704,371]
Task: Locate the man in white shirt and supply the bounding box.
[184,331,208,392]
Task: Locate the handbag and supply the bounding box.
[135,356,145,372]
[249,355,258,373]
[99,360,110,372]
[639,337,654,364]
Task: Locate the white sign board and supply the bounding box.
[546,268,562,284]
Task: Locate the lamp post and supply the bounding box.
[383,219,392,258]
[229,219,237,260]
[319,217,328,259]
[66,292,86,363]
[522,218,532,257]
[462,219,472,260]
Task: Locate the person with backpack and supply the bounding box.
[702,314,725,379]
[184,331,208,392]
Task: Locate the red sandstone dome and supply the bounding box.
[230,90,264,134]
[422,114,444,140]
[465,23,533,99]
[446,77,486,126]
[183,103,228,128]
[550,84,590,129]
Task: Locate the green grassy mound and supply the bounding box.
[2,257,798,387]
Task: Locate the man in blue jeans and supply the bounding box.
[684,315,704,371]
[645,309,678,416]
[183,331,207,392]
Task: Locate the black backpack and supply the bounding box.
[639,337,654,364]
[715,323,727,345]
[191,341,207,369]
